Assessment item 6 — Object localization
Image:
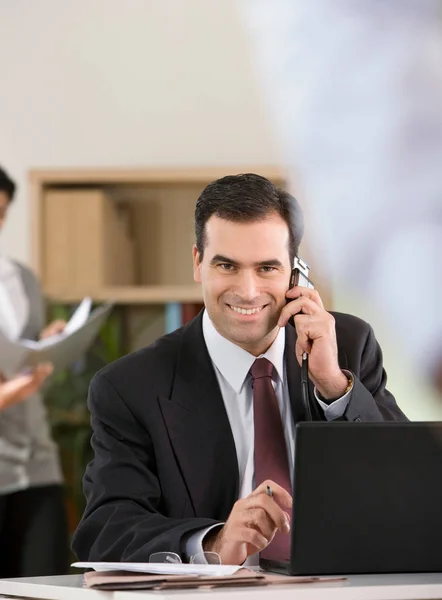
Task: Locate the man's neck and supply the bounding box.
[234,327,280,358]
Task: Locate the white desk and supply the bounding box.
[1,574,442,600]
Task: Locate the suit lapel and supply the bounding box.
[158,314,239,520]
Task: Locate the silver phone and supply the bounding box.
[289,256,314,292]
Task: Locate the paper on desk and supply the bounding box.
[81,568,348,591]
[72,561,242,577]
[83,569,262,590]
[0,301,113,377]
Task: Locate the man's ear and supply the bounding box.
[192,244,202,283]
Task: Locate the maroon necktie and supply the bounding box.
[251,357,291,561]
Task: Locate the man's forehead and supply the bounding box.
[205,214,289,238]
[203,216,291,264]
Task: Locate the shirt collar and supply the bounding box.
[202,309,286,394]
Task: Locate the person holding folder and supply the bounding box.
[73,173,406,567]
[0,166,69,577]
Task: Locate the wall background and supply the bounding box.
[0,0,279,264]
[1,0,437,418]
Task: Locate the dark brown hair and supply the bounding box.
[195,173,303,264]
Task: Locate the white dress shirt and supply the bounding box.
[185,310,352,562]
[0,255,29,341]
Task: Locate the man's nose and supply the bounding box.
[236,270,260,302]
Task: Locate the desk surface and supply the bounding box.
[2,573,442,600]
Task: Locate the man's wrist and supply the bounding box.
[202,525,223,553]
[316,371,353,401]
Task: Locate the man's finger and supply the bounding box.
[243,494,291,534]
[286,286,324,309]
[293,314,315,347]
[235,526,269,553]
[295,330,312,356]
[251,480,293,508]
[278,297,321,327]
[245,507,276,541]
[295,340,312,367]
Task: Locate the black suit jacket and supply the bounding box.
[72,311,407,562]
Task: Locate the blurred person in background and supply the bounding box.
[240,0,442,403]
[0,166,69,577]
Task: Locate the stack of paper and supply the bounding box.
[72,561,240,577]
[0,298,113,377]
[72,562,347,591]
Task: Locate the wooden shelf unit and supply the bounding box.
[43,284,205,305]
[29,166,285,304]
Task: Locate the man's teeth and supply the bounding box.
[230,305,263,315]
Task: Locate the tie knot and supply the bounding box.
[250,357,274,380]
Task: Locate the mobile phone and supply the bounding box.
[288,256,314,420]
[289,256,314,292]
[287,255,314,322]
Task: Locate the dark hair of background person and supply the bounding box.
[0,166,16,202]
[194,173,304,265]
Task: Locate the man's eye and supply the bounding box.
[219,263,234,270]
[260,266,276,273]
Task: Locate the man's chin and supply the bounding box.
[226,325,279,351]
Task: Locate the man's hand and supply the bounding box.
[278,286,348,400]
[203,480,292,565]
[0,363,53,412]
[40,319,67,340]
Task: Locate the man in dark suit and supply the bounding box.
[72,174,406,566]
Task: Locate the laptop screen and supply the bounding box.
[262,422,442,575]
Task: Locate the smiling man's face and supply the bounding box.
[193,213,292,356]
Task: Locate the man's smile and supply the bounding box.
[226,303,268,316]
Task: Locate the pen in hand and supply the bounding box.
[266,484,291,533]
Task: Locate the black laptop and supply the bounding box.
[260,421,442,575]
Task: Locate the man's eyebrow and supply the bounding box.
[254,259,284,268]
[209,254,239,266]
[209,255,284,268]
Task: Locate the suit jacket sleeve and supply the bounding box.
[342,321,408,422]
[71,372,219,561]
